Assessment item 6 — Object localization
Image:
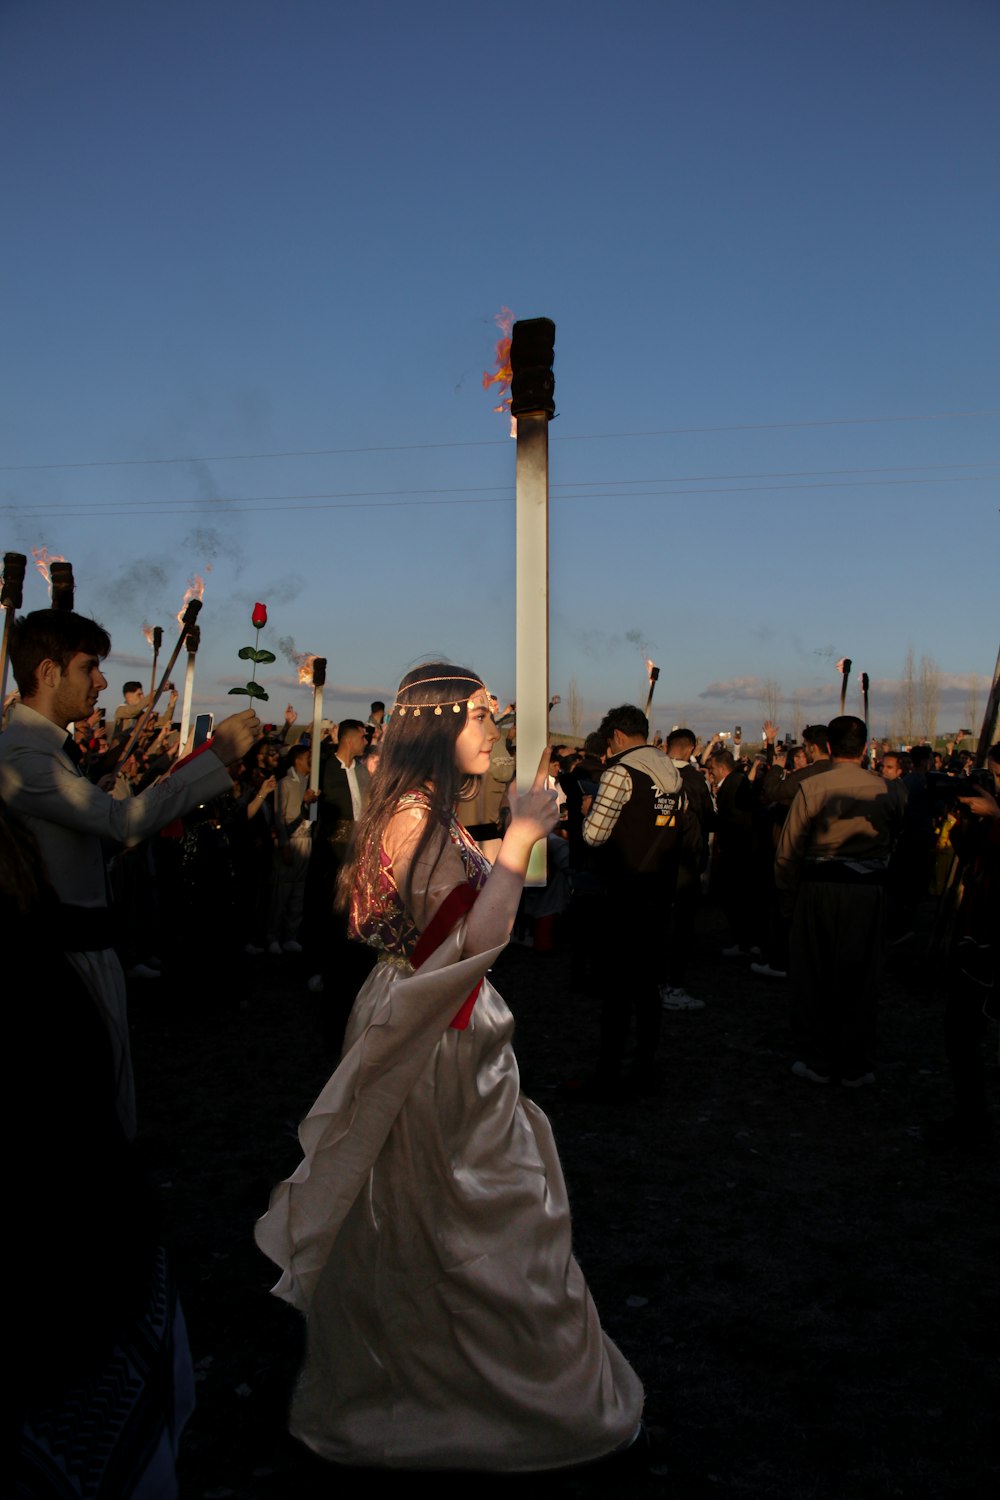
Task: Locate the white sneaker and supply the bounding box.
[660,986,706,1011]
[306,974,324,994]
[842,1072,876,1088]
[283,939,303,954]
[267,940,282,956]
[750,961,788,979]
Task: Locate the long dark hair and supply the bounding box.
[336,662,485,914]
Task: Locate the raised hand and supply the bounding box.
[506,746,559,846]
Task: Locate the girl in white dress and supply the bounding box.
[256,663,643,1471]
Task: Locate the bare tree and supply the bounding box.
[758,677,781,734]
[963,674,984,740]
[567,677,583,739]
[898,647,917,746]
[918,654,940,745]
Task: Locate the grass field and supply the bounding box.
[131,898,998,1499]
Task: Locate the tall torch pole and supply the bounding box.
[308,656,327,822]
[1,552,27,712]
[149,626,163,701]
[644,660,660,718]
[178,624,200,752]
[511,317,556,886]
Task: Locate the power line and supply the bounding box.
[9,472,996,521]
[4,461,996,515]
[1,407,997,472]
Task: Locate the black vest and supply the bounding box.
[596,752,684,880]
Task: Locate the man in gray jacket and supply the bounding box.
[0,609,259,1135]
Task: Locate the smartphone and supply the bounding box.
[193,712,214,749]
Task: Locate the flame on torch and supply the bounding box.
[176,574,207,627]
[31,547,66,586]
[296,652,320,686]
[646,659,657,684]
[142,623,155,648]
[483,307,516,437]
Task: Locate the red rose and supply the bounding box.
[252,602,267,628]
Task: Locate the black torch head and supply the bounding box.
[186,625,201,655]
[181,597,203,632]
[152,625,163,653]
[510,317,556,418]
[311,656,327,688]
[2,552,27,610]
[50,560,75,612]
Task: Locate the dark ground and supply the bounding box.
[130,900,999,1500]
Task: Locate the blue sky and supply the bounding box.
[3,0,997,740]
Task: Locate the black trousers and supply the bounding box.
[593,879,671,1086]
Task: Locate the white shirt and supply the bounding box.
[338,753,363,822]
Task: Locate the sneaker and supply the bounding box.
[283,939,303,954]
[267,940,282,956]
[125,962,160,980]
[791,1060,831,1084]
[660,986,706,1011]
[306,973,325,994]
[722,944,751,959]
[842,1072,876,1088]
[750,961,788,979]
[244,943,265,956]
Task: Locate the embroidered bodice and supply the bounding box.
[348,790,491,958]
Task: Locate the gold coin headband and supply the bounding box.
[393,674,489,718]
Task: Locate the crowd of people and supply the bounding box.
[3,605,996,1493]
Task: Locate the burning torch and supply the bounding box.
[511,316,556,886]
[178,624,201,752]
[1,551,27,709]
[146,624,163,701]
[861,671,871,766]
[837,657,852,715]
[49,560,74,611]
[115,597,203,768]
[308,656,327,819]
[644,659,660,718]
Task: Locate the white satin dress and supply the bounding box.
[255,798,643,1471]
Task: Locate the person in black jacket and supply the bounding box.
[581,704,683,1096]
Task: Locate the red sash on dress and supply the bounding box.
[410,884,483,1030]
